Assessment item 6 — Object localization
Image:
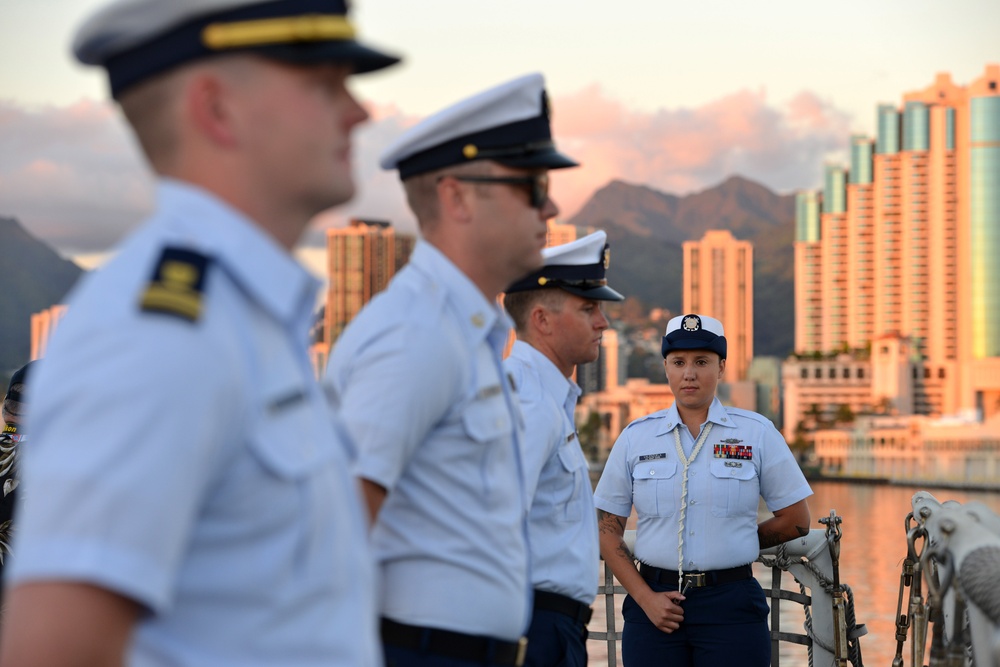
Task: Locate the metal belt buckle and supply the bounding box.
[681,572,706,593]
[515,636,528,666]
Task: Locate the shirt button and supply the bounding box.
[689,500,695,505]
[495,418,504,428]
[649,469,656,475]
[721,418,728,422]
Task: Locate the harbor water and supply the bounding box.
[585,479,1000,666]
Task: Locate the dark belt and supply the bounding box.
[533,589,593,625]
[639,563,753,589]
[381,617,528,667]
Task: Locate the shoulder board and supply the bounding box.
[139,247,212,322]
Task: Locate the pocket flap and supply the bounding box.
[461,392,511,443]
[249,399,333,479]
[632,460,678,480]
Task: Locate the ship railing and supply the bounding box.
[906,491,1000,667]
[591,516,866,667]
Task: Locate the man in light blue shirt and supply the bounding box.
[503,231,624,667]
[0,1,399,665]
[326,73,578,667]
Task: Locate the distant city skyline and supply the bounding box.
[1,0,998,270]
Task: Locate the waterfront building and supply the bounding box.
[813,413,1000,488]
[323,219,414,359]
[789,64,1000,428]
[682,229,754,381]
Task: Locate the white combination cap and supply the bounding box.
[506,231,624,301]
[73,0,400,98]
[661,313,727,359]
[379,73,578,179]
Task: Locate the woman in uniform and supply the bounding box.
[594,313,812,666]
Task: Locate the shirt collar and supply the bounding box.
[509,340,580,408]
[156,179,320,329]
[408,240,512,346]
[656,397,733,436]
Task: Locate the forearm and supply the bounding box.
[597,510,652,604]
[0,582,138,667]
[758,499,811,549]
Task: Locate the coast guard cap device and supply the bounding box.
[379,73,578,179]
[73,0,401,98]
[506,231,624,302]
[661,313,727,359]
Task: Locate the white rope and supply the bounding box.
[673,422,713,583]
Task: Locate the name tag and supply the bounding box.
[639,453,666,462]
[476,384,503,400]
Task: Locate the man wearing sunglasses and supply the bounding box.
[326,73,577,667]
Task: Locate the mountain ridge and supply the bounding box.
[566,175,796,357]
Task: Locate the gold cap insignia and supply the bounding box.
[463,144,478,159]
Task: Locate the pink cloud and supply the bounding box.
[548,85,852,218]
[0,85,853,257]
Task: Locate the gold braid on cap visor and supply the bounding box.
[202,14,356,50]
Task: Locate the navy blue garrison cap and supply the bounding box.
[379,73,578,179]
[507,231,624,302]
[73,0,401,98]
[661,314,727,359]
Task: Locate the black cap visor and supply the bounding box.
[561,284,625,302]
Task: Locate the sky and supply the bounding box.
[1,0,998,270]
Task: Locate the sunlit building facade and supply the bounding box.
[791,64,1000,423]
[323,219,415,358]
[682,229,753,381]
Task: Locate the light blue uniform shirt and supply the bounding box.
[326,240,531,641]
[594,397,812,572]
[504,341,597,606]
[10,180,380,667]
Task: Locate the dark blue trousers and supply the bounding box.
[384,644,509,667]
[524,608,588,667]
[621,577,770,667]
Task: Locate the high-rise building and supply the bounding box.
[792,64,1000,420]
[546,219,578,246]
[682,229,754,381]
[324,219,414,356]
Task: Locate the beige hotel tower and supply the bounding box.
[793,64,1000,421]
[683,230,753,381]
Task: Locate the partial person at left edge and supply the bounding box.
[0,2,399,666]
[0,360,37,600]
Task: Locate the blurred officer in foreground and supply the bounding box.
[0,1,398,665]
[326,73,577,667]
[503,231,624,667]
[594,314,812,666]
[0,361,36,586]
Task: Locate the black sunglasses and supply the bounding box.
[443,173,550,209]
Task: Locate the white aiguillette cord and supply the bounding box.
[672,422,713,585]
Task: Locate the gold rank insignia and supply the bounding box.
[140,247,211,322]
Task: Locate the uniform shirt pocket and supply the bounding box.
[708,458,760,518]
[461,388,511,444]
[557,439,587,521]
[631,460,679,518]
